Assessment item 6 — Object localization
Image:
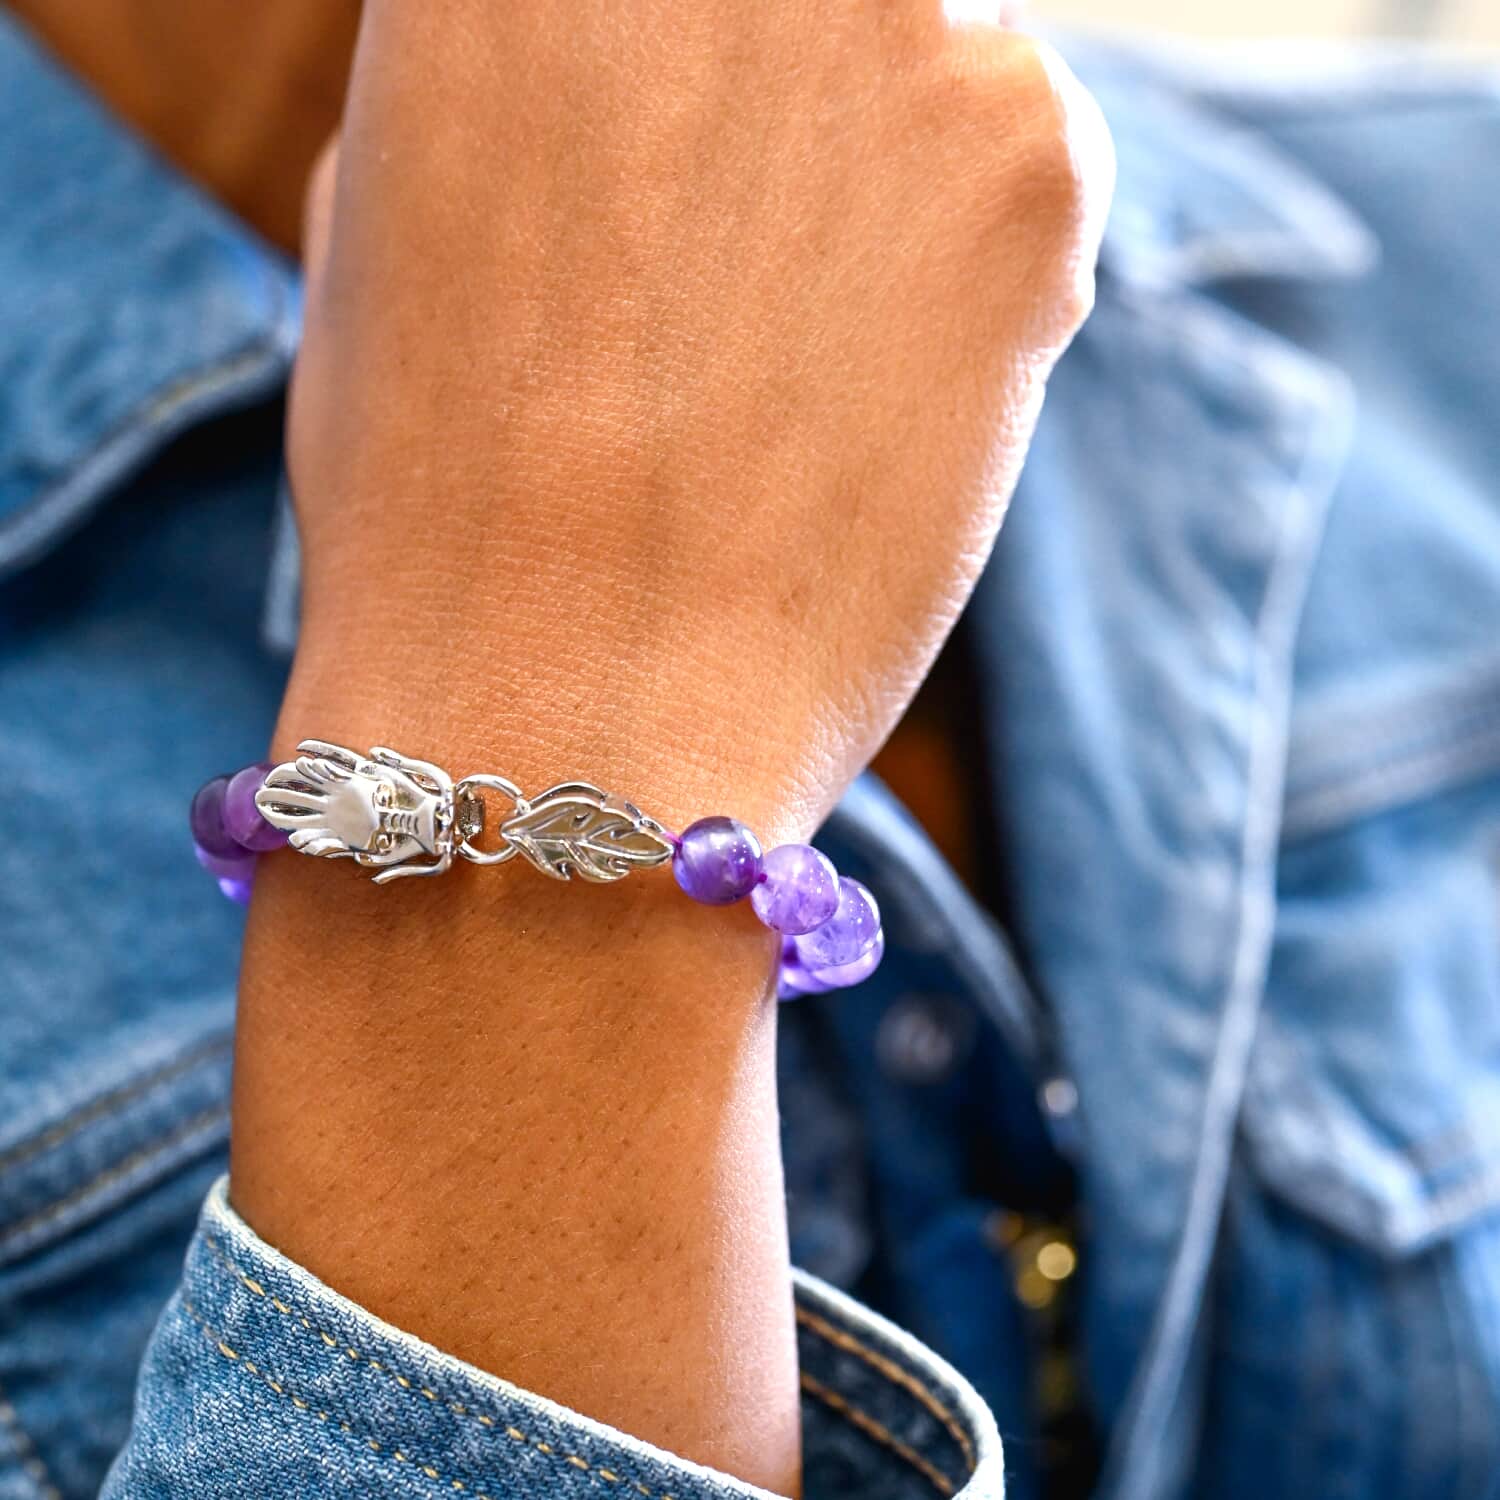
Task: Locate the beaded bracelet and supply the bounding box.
[190,739,882,1002]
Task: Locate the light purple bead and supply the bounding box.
[189,775,240,858]
[808,927,885,989]
[776,938,835,1000]
[217,875,255,907]
[195,840,258,883]
[777,963,833,1000]
[750,843,839,935]
[672,817,763,905]
[795,877,881,969]
[223,761,288,852]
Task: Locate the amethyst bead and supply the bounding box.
[808,927,885,989]
[776,938,835,1000]
[194,839,258,883]
[777,962,833,1000]
[672,817,763,905]
[217,875,255,907]
[223,761,288,852]
[795,877,881,969]
[750,843,839,935]
[189,775,240,858]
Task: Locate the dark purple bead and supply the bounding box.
[808,927,885,989]
[223,761,288,852]
[189,775,240,858]
[217,875,255,907]
[195,839,257,883]
[672,816,763,905]
[795,877,881,969]
[750,843,839,935]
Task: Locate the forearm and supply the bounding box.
[232,634,802,1492]
[227,0,1110,1488]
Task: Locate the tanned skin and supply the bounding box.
[17,2,1112,1490]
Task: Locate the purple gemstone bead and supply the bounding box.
[795,877,881,969]
[217,875,255,907]
[672,816,763,905]
[223,761,288,852]
[189,775,240,858]
[776,938,835,1000]
[195,840,258,883]
[777,963,832,1000]
[750,843,839,935]
[808,927,885,989]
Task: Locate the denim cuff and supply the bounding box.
[103,1180,1003,1500]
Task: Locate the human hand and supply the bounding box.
[285,0,1113,840]
[239,7,1112,1487]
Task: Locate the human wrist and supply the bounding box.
[231,645,801,1489]
[284,571,836,847]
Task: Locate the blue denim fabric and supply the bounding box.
[95,1182,1000,1500]
[2,9,1500,1499]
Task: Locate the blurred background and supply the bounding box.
[1034,0,1498,45]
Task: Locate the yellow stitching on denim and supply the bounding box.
[599,1468,621,1482]
[0,1380,64,1500]
[0,1107,228,1253]
[796,1306,975,1471]
[183,1298,500,1497]
[0,1035,230,1177]
[800,1372,954,1497]
[203,1236,677,1500]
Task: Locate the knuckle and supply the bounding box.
[1013,40,1115,234]
[957,33,1116,255]
[948,32,1115,328]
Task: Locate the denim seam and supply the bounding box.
[0,1379,61,1500]
[0,259,296,575]
[0,1033,231,1175]
[178,1294,533,1499]
[793,1307,974,1470]
[207,1233,978,1499]
[202,1238,685,1498]
[798,1372,953,1496]
[0,1106,229,1254]
[1099,291,1355,1500]
[1244,1066,1500,1252]
[1284,697,1500,841]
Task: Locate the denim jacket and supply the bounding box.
[2,13,1499,1499]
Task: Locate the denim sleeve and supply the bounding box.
[101,1180,1002,1500]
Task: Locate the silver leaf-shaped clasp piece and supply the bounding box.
[252,742,674,889]
[255,740,456,884]
[499,783,674,883]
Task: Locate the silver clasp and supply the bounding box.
[256,740,675,887]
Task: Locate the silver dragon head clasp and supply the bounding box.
[255,741,457,883]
